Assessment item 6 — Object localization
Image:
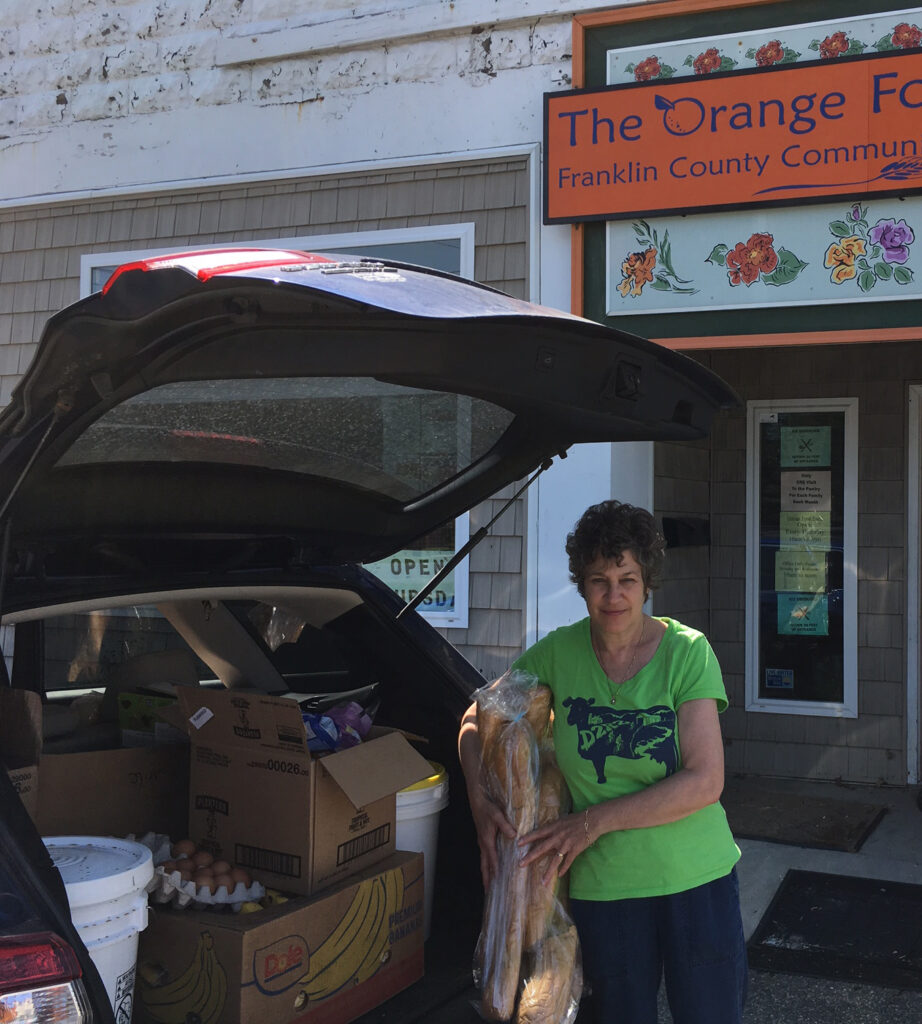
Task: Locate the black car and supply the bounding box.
[0,247,736,1024]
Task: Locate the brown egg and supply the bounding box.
[193,871,217,893]
[230,867,252,887]
[160,859,178,874]
[191,850,214,869]
[172,839,197,858]
[178,866,195,882]
[211,860,232,876]
[213,873,235,892]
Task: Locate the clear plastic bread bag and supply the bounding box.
[471,670,582,1023]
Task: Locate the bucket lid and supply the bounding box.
[399,761,446,794]
[43,836,154,909]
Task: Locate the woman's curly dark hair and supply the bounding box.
[566,500,666,598]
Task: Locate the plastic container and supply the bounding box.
[396,761,449,940]
[44,836,154,1020]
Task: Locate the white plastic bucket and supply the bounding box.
[44,836,153,1021]
[396,761,449,941]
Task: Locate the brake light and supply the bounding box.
[101,247,334,293]
[0,933,87,1023]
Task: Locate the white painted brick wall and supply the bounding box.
[1,1,579,133]
[0,0,642,200]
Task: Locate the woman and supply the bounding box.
[459,499,747,1024]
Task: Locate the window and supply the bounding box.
[59,377,513,503]
[80,225,476,628]
[746,398,858,717]
[40,606,209,695]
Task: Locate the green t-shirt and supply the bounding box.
[513,616,740,901]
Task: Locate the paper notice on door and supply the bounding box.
[780,470,831,512]
[779,510,831,549]
[777,593,829,636]
[775,549,826,593]
[780,426,830,467]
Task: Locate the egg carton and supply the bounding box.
[131,832,266,911]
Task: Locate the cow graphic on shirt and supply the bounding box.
[562,696,677,784]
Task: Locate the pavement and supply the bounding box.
[720,776,922,1024]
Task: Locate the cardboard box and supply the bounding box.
[0,688,189,839]
[38,745,189,839]
[177,689,432,896]
[135,851,425,1024]
[7,764,39,818]
[1,688,41,819]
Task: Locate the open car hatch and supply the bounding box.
[0,248,738,571]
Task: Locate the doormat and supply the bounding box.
[748,869,922,989]
[720,781,886,852]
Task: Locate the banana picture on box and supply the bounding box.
[140,931,228,1024]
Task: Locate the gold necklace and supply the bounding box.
[598,618,645,704]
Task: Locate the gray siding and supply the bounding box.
[665,341,916,787]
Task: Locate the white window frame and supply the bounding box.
[79,223,475,297]
[745,397,858,718]
[80,224,476,629]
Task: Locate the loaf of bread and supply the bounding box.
[479,830,530,1020]
[523,684,552,741]
[522,750,569,950]
[515,926,581,1024]
[479,713,538,1019]
[474,671,581,1022]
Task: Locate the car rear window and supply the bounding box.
[39,606,210,694]
[56,377,515,502]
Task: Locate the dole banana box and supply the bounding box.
[135,851,425,1024]
[176,688,432,896]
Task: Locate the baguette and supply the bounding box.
[474,673,567,1022]
[522,751,568,950]
[515,926,581,1024]
[523,684,552,741]
[491,718,538,832]
[480,832,530,1020]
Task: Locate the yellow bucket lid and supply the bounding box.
[400,761,446,793]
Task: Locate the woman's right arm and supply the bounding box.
[459,700,517,889]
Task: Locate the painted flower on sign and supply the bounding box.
[868,218,915,264]
[755,40,784,66]
[626,55,678,81]
[824,237,866,283]
[726,233,779,285]
[825,204,915,290]
[746,39,800,66]
[707,233,806,287]
[892,22,922,49]
[874,21,922,51]
[685,47,738,74]
[617,221,698,300]
[820,32,848,58]
[618,248,657,297]
[810,30,865,58]
[693,47,721,73]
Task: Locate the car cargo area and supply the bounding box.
[0,581,486,1024]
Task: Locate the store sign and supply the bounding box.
[545,51,922,223]
[364,548,457,612]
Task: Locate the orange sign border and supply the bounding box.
[545,48,922,224]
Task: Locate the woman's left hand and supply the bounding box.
[517,812,591,884]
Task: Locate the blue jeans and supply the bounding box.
[570,868,748,1024]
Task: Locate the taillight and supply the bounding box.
[0,933,88,1023]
